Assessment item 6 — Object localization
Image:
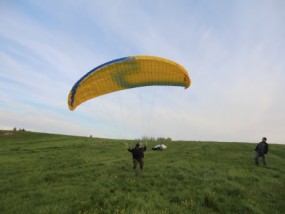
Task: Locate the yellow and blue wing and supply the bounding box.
[68,56,191,110]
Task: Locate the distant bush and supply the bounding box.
[136,136,173,142]
[12,127,25,132]
[135,136,155,142]
[157,137,172,142]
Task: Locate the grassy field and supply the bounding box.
[0,130,284,214]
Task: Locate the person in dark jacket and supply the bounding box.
[128,142,147,170]
[254,137,269,166]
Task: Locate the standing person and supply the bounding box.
[254,137,269,166]
[128,142,147,170]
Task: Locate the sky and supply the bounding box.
[1,0,285,144]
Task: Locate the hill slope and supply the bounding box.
[0,130,284,213]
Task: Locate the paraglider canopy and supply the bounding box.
[68,55,191,110]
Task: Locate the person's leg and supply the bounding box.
[255,152,260,165]
[139,159,144,170]
[261,155,267,166]
[133,159,138,169]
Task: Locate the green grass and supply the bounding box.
[0,130,284,213]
